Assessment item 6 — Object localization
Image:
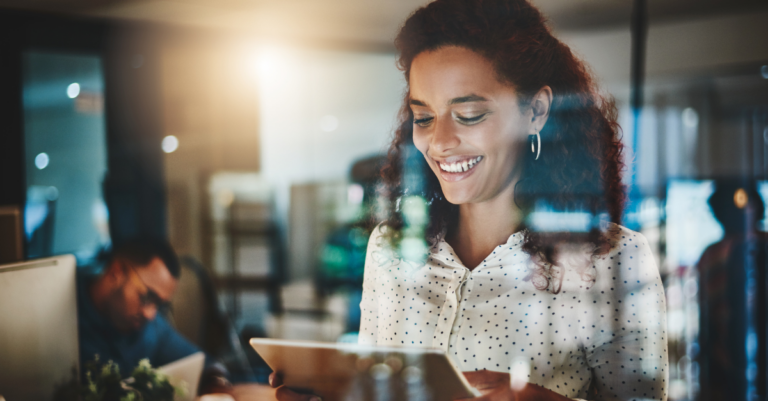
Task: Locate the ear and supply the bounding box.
[529,86,552,133]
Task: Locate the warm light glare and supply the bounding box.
[67,83,80,99]
[320,115,339,132]
[35,152,49,170]
[734,188,748,209]
[257,46,285,76]
[162,135,179,153]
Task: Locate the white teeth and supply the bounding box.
[439,157,482,173]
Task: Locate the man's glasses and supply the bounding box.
[125,263,173,315]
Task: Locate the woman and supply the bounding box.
[272,0,668,399]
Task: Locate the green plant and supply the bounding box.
[55,356,186,401]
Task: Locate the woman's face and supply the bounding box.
[409,45,534,206]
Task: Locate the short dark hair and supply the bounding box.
[708,182,765,234]
[108,239,181,278]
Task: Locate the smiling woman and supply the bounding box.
[271,0,669,400]
[383,0,627,272]
[370,0,667,399]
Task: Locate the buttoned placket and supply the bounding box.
[431,262,470,351]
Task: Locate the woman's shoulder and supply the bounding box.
[592,223,662,290]
[367,222,390,250]
[601,223,654,260]
[364,222,403,269]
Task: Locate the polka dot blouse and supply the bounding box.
[359,224,668,400]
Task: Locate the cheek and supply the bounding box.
[412,129,430,155]
[120,287,141,312]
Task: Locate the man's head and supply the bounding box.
[92,240,181,333]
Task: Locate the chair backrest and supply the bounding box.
[168,256,256,381]
[170,260,207,346]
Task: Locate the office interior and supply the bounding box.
[0,0,767,400]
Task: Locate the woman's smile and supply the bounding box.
[433,155,484,182]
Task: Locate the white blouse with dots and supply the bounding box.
[359,224,668,401]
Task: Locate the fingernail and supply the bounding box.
[310,397,322,401]
[268,375,273,386]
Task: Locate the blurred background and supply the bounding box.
[0,0,767,399]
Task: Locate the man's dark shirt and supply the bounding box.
[77,271,199,375]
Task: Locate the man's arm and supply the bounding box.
[151,314,202,365]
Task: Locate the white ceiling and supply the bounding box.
[1,0,766,49]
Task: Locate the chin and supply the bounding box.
[442,189,473,205]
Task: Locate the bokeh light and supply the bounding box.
[66,83,80,99]
[34,152,49,170]
[162,135,179,153]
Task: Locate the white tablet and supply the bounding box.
[250,338,480,401]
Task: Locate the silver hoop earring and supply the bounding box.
[529,132,541,160]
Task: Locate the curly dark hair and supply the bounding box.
[380,0,626,291]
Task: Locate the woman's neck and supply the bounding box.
[446,188,523,270]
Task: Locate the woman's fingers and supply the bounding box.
[268,372,283,388]
[459,371,516,401]
[274,385,321,401]
[269,372,321,401]
[462,371,511,395]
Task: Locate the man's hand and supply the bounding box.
[199,365,233,395]
[268,372,321,401]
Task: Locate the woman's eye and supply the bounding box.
[456,113,487,125]
[414,117,434,127]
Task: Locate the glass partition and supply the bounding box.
[23,51,110,264]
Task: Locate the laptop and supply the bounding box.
[0,255,79,401]
[158,352,205,401]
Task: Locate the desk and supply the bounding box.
[230,384,278,401]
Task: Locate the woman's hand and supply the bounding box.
[461,371,517,401]
[459,371,572,401]
[268,372,322,401]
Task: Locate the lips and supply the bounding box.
[433,156,483,182]
[437,156,483,173]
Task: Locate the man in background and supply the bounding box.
[78,239,229,392]
[78,239,197,372]
[697,183,767,401]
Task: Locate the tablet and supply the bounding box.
[250,338,480,401]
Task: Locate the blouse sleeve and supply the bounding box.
[583,231,669,400]
[358,224,383,345]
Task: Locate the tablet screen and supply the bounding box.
[250,338,479,401]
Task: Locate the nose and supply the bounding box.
[142,304,158,321]
[430,116,461,153]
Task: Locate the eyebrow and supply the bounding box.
[409,94,489,107]
[449,94,488,105]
